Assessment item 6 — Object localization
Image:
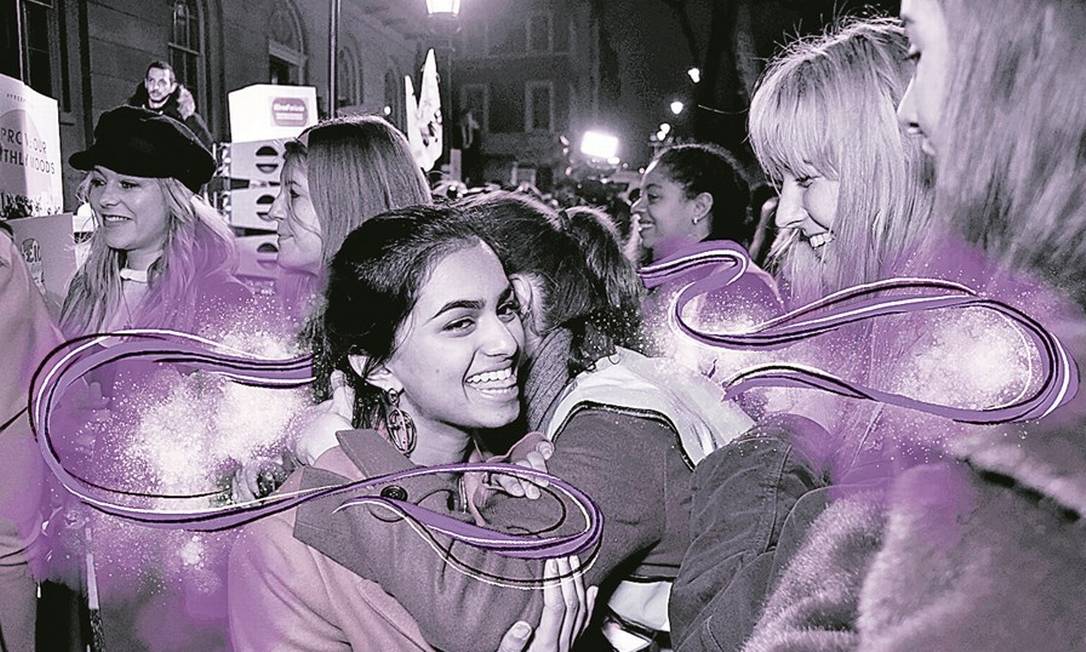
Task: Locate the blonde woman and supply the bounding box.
[62,106,245,338]
[739,0,1086,648]
[667,19,957,650]
[750,17,934,305]
[51,106,249,651]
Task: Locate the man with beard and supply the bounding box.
[126,60,213,149]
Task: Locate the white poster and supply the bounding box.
[0,73,63,219]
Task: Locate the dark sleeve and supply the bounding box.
[185,113,214,149]
[295,409,671,652]
[669,422,825,650]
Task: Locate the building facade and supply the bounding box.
[3,0,430,210]
[450,0,598,190]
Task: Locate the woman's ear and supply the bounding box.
[510,274,545,334]
[347,354,398,392]
[692,192,715,224]
[510,274,535,314]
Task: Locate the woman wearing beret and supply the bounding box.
[46,105,249,651]
[61,105,247,338]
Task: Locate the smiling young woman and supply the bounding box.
[61,106,247,338]
[229,205,595,651]
[749,18,935,306]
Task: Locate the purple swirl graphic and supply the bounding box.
[29,329,603,568]
[638,242,1079,423]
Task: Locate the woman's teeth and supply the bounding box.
[466,367,516,393]
[808,232,834,249]
[103,215,131,223]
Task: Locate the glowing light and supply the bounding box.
[607,156,621,166]
[580,130,619,160]
[425,0,461,16]
[687,67,701,84]
[383,105,392,116]
[658,122,671,135]
[670,101,685,116]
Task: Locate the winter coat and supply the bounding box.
[742,307,1086,652]
[126,82,213,149]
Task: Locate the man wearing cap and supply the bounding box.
[126,60,213,149]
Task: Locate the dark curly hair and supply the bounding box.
[311,204,481,428]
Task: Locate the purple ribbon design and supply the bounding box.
[29,329,603,567]
[638,241,1079,423]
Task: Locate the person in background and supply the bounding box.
[632,143,781,376]
[51,105,248,652]
[632,143,752,262]
[62,106,245,339]
[126,60,213,149]
[0,230,63,652]
[267,115,431,327]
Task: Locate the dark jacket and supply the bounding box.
[289,329,696,652]
[741,309,1086,652]
[669,415,832,652]
[126,82,213,149]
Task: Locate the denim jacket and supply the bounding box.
[669,415,831,652]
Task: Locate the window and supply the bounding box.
[336,47,361,108]
[527,13,552,53]
[19,0,68,109]
[488,20,526,56]
[269,0,306,84]
[524,81,553,132]
[169,0,205,108]
[384,68,403,129]
[459,83,488,133]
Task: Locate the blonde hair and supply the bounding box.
[935,0,1086,304]
[60,176,236,336]
[750,17,935,304]
[304,115,431,263]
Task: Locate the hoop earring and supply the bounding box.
[382,388,417,457]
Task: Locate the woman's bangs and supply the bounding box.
[750,66,834,183]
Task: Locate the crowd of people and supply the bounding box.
[3,0,1086,650]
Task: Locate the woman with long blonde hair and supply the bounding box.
[62,106,244,338]
[750,17,935,305]
[737,1,1086,648]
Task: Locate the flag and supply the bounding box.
[404,74,429,170]
[417,49,443,170]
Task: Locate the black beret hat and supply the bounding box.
[69,106,214,192]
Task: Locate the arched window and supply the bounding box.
[336,47,361,109]
[269,0,306,84]
[169,0,206,107]
[384,67,403,129]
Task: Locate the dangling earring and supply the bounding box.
[382,388,417,457]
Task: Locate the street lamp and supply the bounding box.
[670,100,685,116]
[687,67,701,84]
